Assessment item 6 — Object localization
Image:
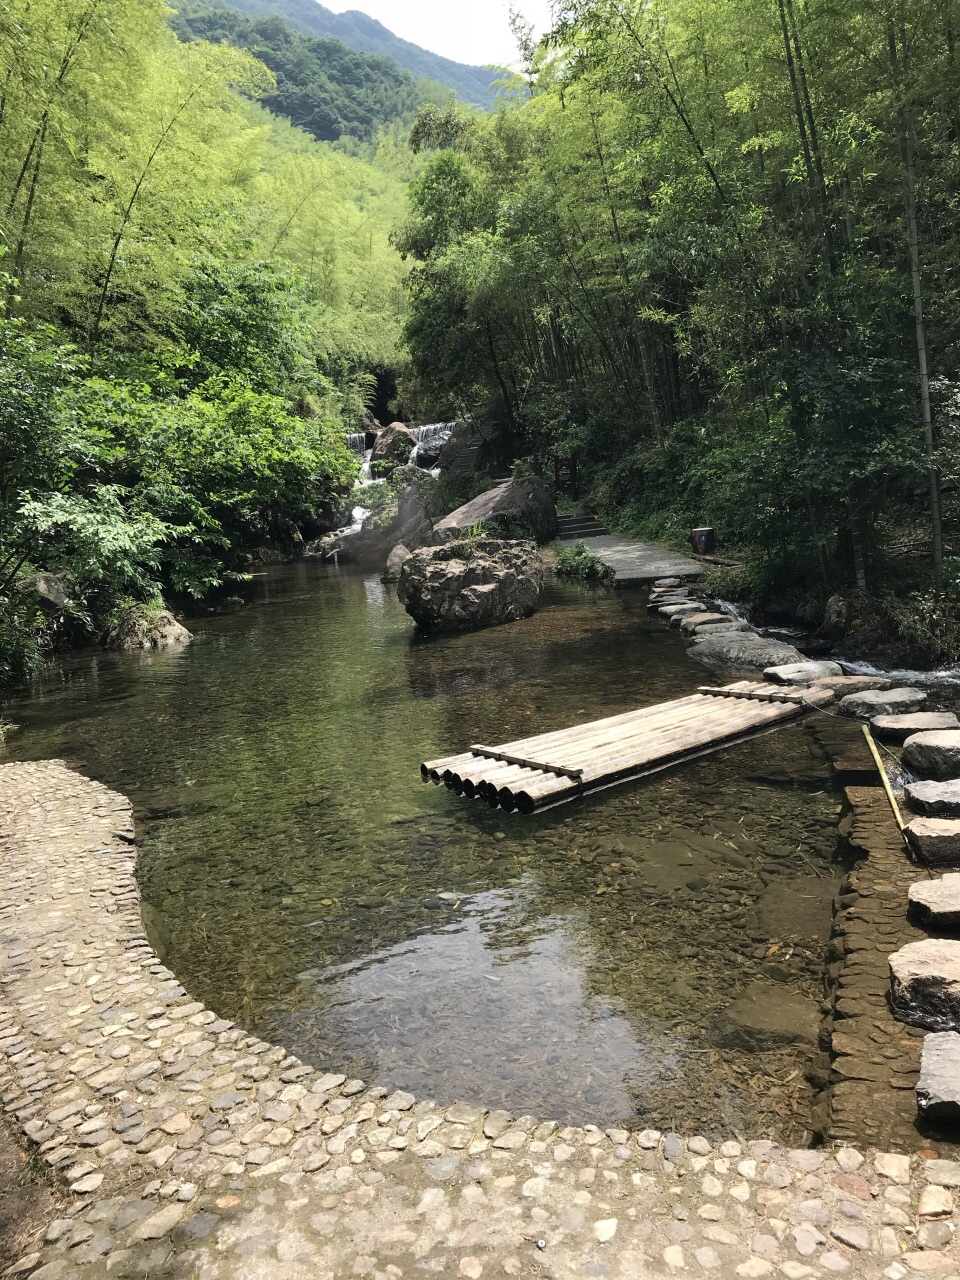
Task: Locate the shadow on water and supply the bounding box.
[3,561,854,1141]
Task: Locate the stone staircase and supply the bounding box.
[557,513,610,541]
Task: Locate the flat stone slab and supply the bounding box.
[907,780,960,818]
[918,1032,960,1123]
[711,982,819,1052]
[657,602,703,618]
[872,712,960,743]
[889,938,960,1029]
[905,818,960,866]
[904,731,960,781]
[654,577,682,588]
[577,534,703,585]
[765,661,843,685]
[810,675,894,695]
[840,687,928,718]
[693,621,751,636]
[909,873,960,927]
[679,611,730,633]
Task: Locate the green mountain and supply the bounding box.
[172,2,447,142]
[204,0,503,108]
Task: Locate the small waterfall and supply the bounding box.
[410,422,455,466]
[346,433,367,455]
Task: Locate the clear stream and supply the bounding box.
[2,564,847,1142]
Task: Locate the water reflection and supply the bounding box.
[3,562,845,1140]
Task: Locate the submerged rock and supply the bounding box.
[397,539,543,631]
[889,939,960,1030]
[711,982,818,1051]
[110,604,192,651]
[433,478,558,545]
[904,730,960,780]
[918,1033,960,1124]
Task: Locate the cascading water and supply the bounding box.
[409,422,455,466]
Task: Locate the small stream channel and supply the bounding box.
[2,563,862,1143]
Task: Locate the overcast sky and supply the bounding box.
[328,0,556,67]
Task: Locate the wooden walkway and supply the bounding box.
[422,681,836,813]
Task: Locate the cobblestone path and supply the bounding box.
[1,760,958,1280]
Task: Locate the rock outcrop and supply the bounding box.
[371,422,416,467]
[433,478,558,545]
[397,539,543,631]
[110,604,192,651]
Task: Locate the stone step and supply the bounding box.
[918,1032,960,1123]
[905,817,960,865]
[654,578,683,589]
[764,661,843,686]
[903,731,960,781]
[679,612,731,634]
[906,780,960,818]
[909,873,960,928]
[889,938,960,1029]
[871,712,960,743]
[839,687,928,719]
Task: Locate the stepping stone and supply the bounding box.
[810,675,894,695]
[904,731,960,780]
[910,874,960,927]
[648,595,692,612]
[658,603,703,619]
[906,781,960,818]
[872,712,960,743]
[840,687,927,718]
[918,1032,960,1123]
[679,612,731,634]
[765,661,843,685]
[654,578,682,588]
[694,622,751,636]
[889,939,960,1030]
[905,818,960,866]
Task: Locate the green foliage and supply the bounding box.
[397,0,960,636]
[554,540,611,582]
[407,470,495,522]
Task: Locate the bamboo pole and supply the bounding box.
[861,725,908,838]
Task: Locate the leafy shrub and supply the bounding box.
[554,540,612,582]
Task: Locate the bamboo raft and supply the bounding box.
[421,681,836,814]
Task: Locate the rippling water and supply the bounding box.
[2,563,847,1140]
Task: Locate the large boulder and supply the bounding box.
[371,422,416,467]
[398,539,543,631]
[110,604,192,651]
[689,630,804,671]
[433,478,558,545]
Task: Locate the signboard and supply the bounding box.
[554,457,578,498]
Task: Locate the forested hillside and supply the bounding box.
[0,0,409,684]
[171,0,446,143]
[215,0,502,108]
[398,0,960,652]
